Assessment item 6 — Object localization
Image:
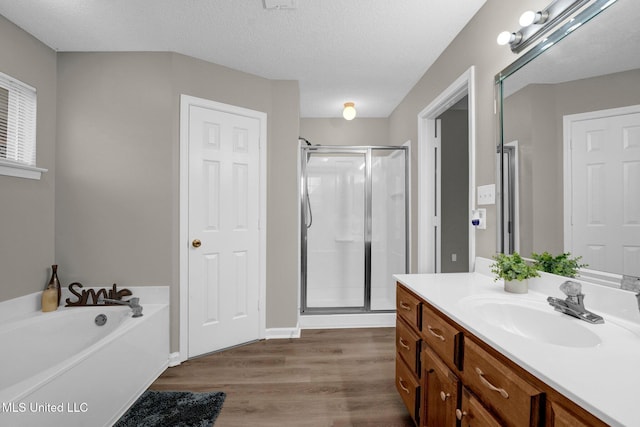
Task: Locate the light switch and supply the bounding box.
[477,184,495,205]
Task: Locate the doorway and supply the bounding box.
[417,67,476,273]
[438,99,470,272]
[300,145,409,314]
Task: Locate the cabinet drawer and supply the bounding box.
[462,339,543,427]
[396,357,420,424]
[421,303,462,371]
[397,284,421,331]
[396,317,421,376]
[458,386,503,427]
[547,400,608,427]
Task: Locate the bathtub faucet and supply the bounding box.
[100,297,143,317]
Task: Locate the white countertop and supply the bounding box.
[395,269,640,427]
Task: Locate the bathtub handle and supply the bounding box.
[192,239,202,248]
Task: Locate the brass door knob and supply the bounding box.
[192,239,202,248]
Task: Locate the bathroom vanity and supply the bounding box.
[394,267,640,426]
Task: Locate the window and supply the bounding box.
[0,71,45,179]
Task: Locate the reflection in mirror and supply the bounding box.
[497,0,640,282]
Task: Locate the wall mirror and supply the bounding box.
[496,0,640,285]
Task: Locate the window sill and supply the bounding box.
[0,160,48,180]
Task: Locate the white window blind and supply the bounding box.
[0,71,37,167]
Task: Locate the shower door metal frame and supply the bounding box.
[300,145,409,315]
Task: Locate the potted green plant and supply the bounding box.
[531,251,587,278]
[490,252,539,294]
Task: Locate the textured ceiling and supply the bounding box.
[0,0,486,118]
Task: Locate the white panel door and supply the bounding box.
[188,105,261,357]
[569,109,640,276]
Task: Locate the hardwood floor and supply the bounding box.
[150,328,414,427]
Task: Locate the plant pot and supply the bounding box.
[504,279,528,294]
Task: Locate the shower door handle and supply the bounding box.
[192,239,202,248]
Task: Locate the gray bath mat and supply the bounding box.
[115,390,226,427]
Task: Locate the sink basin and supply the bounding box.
[459,296,602,348]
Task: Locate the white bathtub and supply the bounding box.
[0,293,169,427]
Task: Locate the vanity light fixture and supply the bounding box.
[342,102,356,120]
[497,0,592,53]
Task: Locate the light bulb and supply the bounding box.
[497,31,513,46]
[343,102,356,120]
[497,31,522,46]
[519,10,536,26]
[519,10,548,27]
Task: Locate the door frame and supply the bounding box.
[417,66,476,273]
[178,94,267,364]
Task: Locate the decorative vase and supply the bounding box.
[504,279,528,294]
[42,264,62,312]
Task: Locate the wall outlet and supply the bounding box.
[472,208,487,230]
[477,184,495,205]
[451,253,457,262]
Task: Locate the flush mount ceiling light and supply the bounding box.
[343,102,356,120]
[497,0,596,53]
[263,0,297,10]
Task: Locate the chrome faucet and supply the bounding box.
[100,297,143,317]
[621,275,640,313]
[547,280,604,324]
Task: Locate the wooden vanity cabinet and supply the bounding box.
[396,285,422,425]
[396,282,609,427]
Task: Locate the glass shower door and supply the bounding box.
[370,148,407,310]
[302,151,367,312]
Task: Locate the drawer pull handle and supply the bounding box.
[455,409,467,420]
[476,367,509,399]
[427,325,445,341]
[398,337,411,350]
[399,301,411,311]
[440,391,450,401]
[398,377,410,394]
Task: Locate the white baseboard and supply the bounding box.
[299,312,396,329]
[168,352,184,367]
[265,326,301,339]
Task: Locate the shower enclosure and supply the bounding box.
[300,145,409,314]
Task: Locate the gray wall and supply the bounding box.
[388,0,550,270]
[0,15,57,301]
[503,84,559,256]
[55,52,300,350]
[440,109,469,272]
[300,118,390,146]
